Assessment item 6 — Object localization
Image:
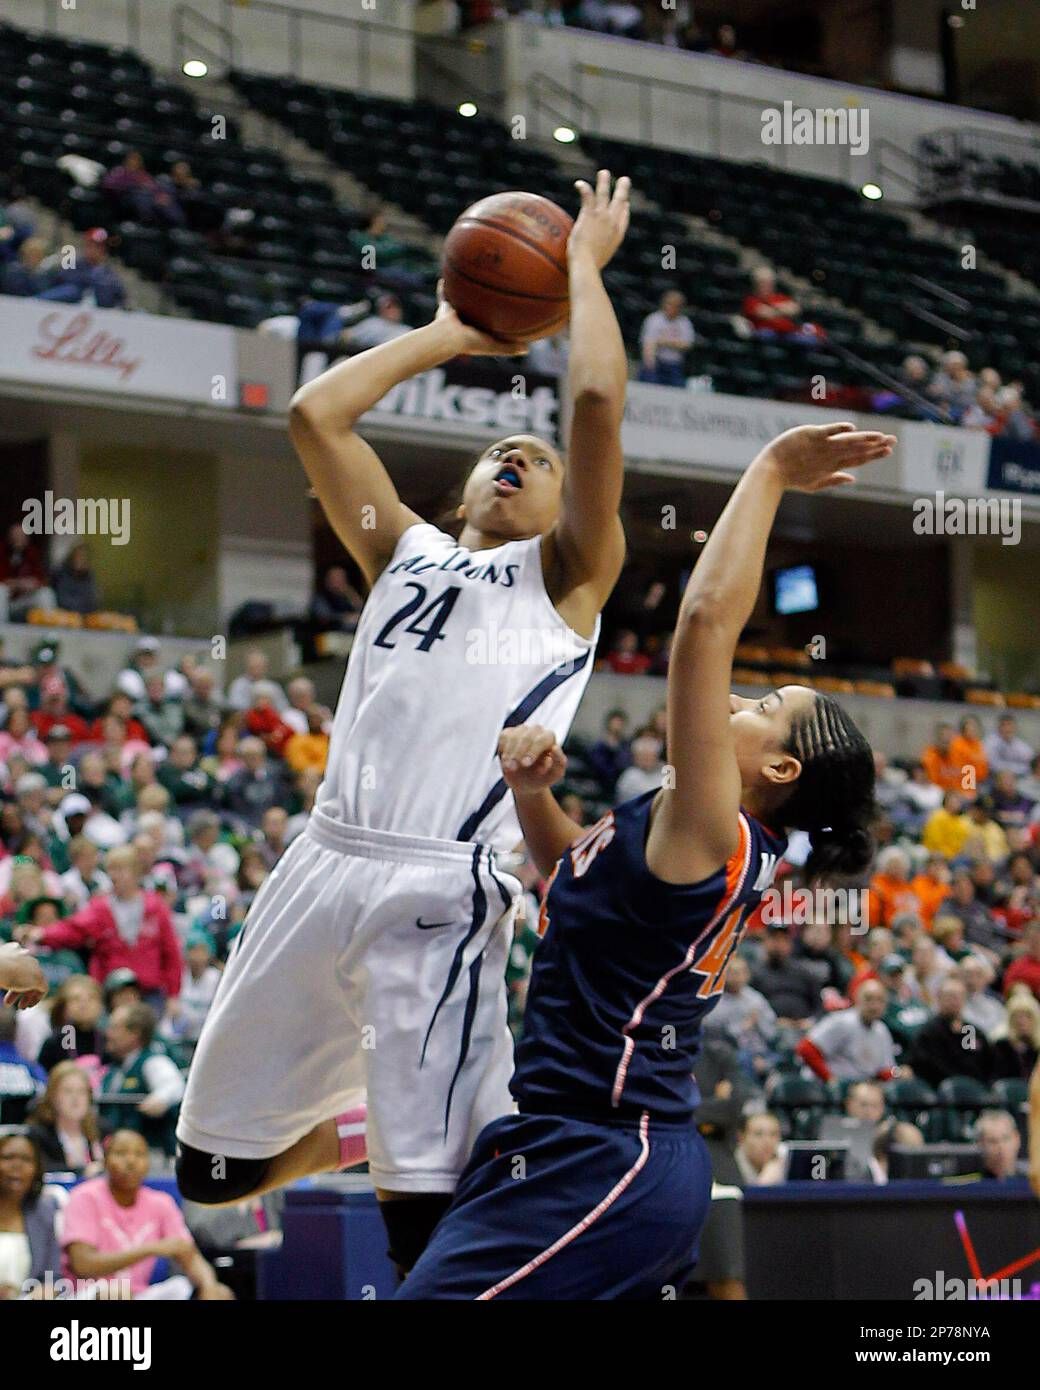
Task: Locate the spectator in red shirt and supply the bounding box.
[28,843,182,1016]
[1004,923,1040,1001]
[742,266,823,345]
[30,676,91,742]
[0,523,56,621]
[89,693,149,745]
[606,629,651,676]
[243,682,294,759]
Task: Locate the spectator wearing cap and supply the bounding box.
[116,638,187,703]
[227,650,287,714]
[59,834,111,910]
[960,953,1006,1036]
[160,931,220,1047]
[27,845,182,1017]
[1003,922,1040,1001]
[37,227,127,309]
[877,954,931,1053]
[38,724,76,798]
[0,706,47,767]
[134,673,185,749]
[796,978,899,1082]
[750,924,819,1026]
[223,737,288,829]
[638,290,695,387]
[103,967,143,1015]
[909,976,993,1088]
[986,715,1035,780]
[181,667,225,743]
[0,524,57,622]
[28,641,90,716]
[51,543,101,616]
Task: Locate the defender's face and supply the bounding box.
[461,435,564,540]
[728,685,817,792]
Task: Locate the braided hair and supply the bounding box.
[777,693,876,880]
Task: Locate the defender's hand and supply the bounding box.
[498,726,567,794]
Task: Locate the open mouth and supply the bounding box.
[493,464,523,496]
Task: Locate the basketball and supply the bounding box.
[442,191,573,341]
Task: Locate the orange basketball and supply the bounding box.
[442,191,572,341]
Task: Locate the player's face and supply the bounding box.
[461,435,564,539]
[729,685,816,793]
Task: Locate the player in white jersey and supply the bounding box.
[176,171,631,1273]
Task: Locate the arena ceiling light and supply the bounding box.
[860,182,883,200]
[553,126,577,144]
[458,102,478,117]
[182,59,208,78]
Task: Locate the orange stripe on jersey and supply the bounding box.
[537,861,560,938]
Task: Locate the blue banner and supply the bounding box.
[987,436,1040,495]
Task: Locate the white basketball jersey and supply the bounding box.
[316,522,599,850]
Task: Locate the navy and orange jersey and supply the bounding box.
[511,791,787,1123]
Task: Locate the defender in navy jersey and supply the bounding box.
[399,420,894,1299]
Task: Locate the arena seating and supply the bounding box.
[0,21,438,328]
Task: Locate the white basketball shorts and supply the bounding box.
[176,807,522,1193]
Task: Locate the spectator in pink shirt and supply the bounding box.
[27,845,182,1014]
[62,1130,233,1299]
[0,707,48,767]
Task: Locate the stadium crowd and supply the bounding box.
[0,629,1036,1298]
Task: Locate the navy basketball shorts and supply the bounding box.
[396,1109,712,1300]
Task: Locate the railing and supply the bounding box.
[217,0,414,88]
[528,71,598,139]
[173,3,233,74]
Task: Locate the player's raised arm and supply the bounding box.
[646,423,895,885]
[498,727,582,878]
[289,304,526,589]
[545,171,630,617]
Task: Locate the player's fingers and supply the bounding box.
[611,174,632,206]
[573,179,594,211]
[518,727,557,766]
[821,421,856,436]
[596,168,611,205]
[810,472,856,491]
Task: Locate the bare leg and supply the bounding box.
[195,1118,343,1208]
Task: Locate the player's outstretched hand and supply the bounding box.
[758,422,896,493]
[434,281,529,357]
[569,169,631,271]
[0,942,47,1010]
[498,725,567,794]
